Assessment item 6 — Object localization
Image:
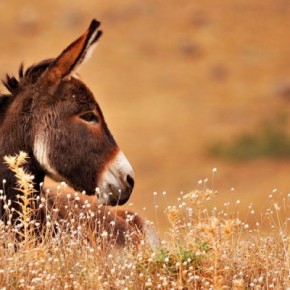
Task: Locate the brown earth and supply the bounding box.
[0,0,289,231]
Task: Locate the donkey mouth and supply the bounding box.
[107,187,131,206]
[110,196,130,206]
[96,182,133,206]
[97,150,135,206]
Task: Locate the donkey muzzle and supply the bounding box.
[97,151,135,206]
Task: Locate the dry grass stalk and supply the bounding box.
[0,152,289,289]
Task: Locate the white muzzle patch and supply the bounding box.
[97,151,135,205]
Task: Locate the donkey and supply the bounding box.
[42,181,157,246]
[0,19,152,246]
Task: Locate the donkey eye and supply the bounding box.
[80,112,99,124]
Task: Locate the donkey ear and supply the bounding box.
[41,19,102,85]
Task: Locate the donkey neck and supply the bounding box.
[0,106,45,204]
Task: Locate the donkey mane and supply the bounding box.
[0,59,53,122]
[0,62,45,124]
[2,59,53,96]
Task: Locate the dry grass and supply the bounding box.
[0,153,289,289]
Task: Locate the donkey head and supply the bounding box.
[3,19,134,206]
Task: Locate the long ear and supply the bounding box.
[41,19,102,86]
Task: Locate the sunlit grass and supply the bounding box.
[0,153,289,289]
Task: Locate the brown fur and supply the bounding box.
[0,20,148,247]
[41,181,148,246]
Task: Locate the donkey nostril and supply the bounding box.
[126,175,135,189]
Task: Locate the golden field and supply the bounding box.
[0,4,289,287]
[1,1,290,229]
[0,153,288,289]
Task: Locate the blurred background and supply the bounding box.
[0,0,289,232]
